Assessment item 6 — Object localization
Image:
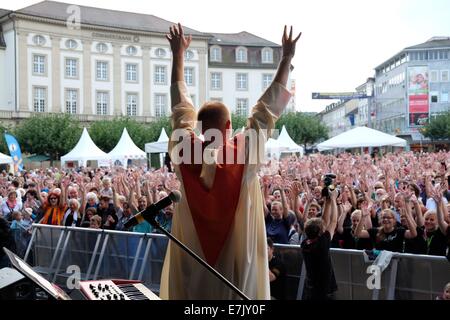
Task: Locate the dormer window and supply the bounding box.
[185,49,194,60]
[235,46,247,63]
[210,46,222,62]
[126,45,137,56]
[261,47,273,63]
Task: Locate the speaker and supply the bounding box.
[0,267,36,300]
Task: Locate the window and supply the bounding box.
[155,48,166,58]
[184,67,194,86]
[185,50,194,61]
[441,70,449,82]
[96,61,108,81]
[262,74,273,89]
[126,45,137,56]
[33,35,46,46]
[236,47,247,63]
[65,58,78,78]
[66,39,77,49]
[154,65,166,84]
[236,98,248,116]
[33,55,46,75]
[441,91,449,103]
[126,93,138,116]
[96,42,108,53]
[126,63,138,82]
[211,72,222,90]
[439,50,449,60]
[154,94,167,117]
[236,73,248,90]
[210,46,222,62]
[65,89,77,114]
[430,92,439,103]
[33,87,46,112]
[430,70,439,83]
[261,48,273,63]
[96,92,109,115]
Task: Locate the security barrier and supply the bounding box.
[23,224,450,300]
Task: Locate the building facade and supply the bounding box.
[374,37,450,144]
[0,1,287,125]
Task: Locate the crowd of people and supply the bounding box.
[0,149,449,299]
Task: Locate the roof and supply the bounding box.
[0,9,11,19]
[209,31,279,47]
[17,1,207,37]
[405,37,450,50]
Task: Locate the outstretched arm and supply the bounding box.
[273,26,302,88]
[166,23,192,86]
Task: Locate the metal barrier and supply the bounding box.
[24,224,450,300]
[24,224,168,294]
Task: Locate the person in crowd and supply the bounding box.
[301,188,339,300]
[1,190,23,221]
[116,201,133,231]
[37,179,68,226]
[355,194,418,252]
[0,216,15,267]
[97,195,118,230]
[89,215,102,229]
[267,237,286,300]
[62,198,82,227]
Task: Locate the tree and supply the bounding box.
[0,122,13,154]
[421,111,450,140]
[14,114,82,163]
[89,117,172,152]
[231,113,248,134]
[275,112,328,148]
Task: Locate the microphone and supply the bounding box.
[124,191,182,229]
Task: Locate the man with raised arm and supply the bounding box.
[160,23,301,300]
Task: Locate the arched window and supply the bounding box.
[235,46,247,63]
[210,46,222,62]
[261,47,273,63]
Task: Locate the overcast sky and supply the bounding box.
[5,0,450,112]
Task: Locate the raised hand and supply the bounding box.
[166,23,192,54]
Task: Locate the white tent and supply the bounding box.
[61,128,111,167]
[317,126,407,151]
[145,128,169,154]
[108,128,146,167]
[277,126,304,155]
[0,152,13,164]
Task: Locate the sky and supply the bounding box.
[3,0,450,112]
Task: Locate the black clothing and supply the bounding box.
[97,204,118,230]
[403,227,427,254]
[269,255,286,300]
[368,227,406,252]
[301,231,338,300]
[340,227,373,250]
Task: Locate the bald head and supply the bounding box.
[197,102,231,134]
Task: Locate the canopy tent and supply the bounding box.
[317,126,407,151]
[265,126,304,157]
[0,152,13,165]
[108,128,146,167]
[145,128,169,154]
[60,128,110,167]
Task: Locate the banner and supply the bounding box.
[408,66,429,127]
[312,92,369,100]
[4,133,24,172]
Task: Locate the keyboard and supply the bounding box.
[79,279,160,300]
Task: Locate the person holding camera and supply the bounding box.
[301,188,339,300]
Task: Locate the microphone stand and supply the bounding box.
[148,217,250,300]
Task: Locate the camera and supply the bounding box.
[322,173,337,198]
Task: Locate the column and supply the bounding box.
[112,43,122,116]
[50,35,61,113]
[142,45,151,116]
[82,40,92,115]
[17,32,28,112]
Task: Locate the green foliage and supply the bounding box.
[0,122,14,154]
[14,114,82,161]
[231,113,248,134]
[275,112,328,147]
[421,112,450,140]
[89,117,172,152]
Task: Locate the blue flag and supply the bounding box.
[4,133,23,172]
